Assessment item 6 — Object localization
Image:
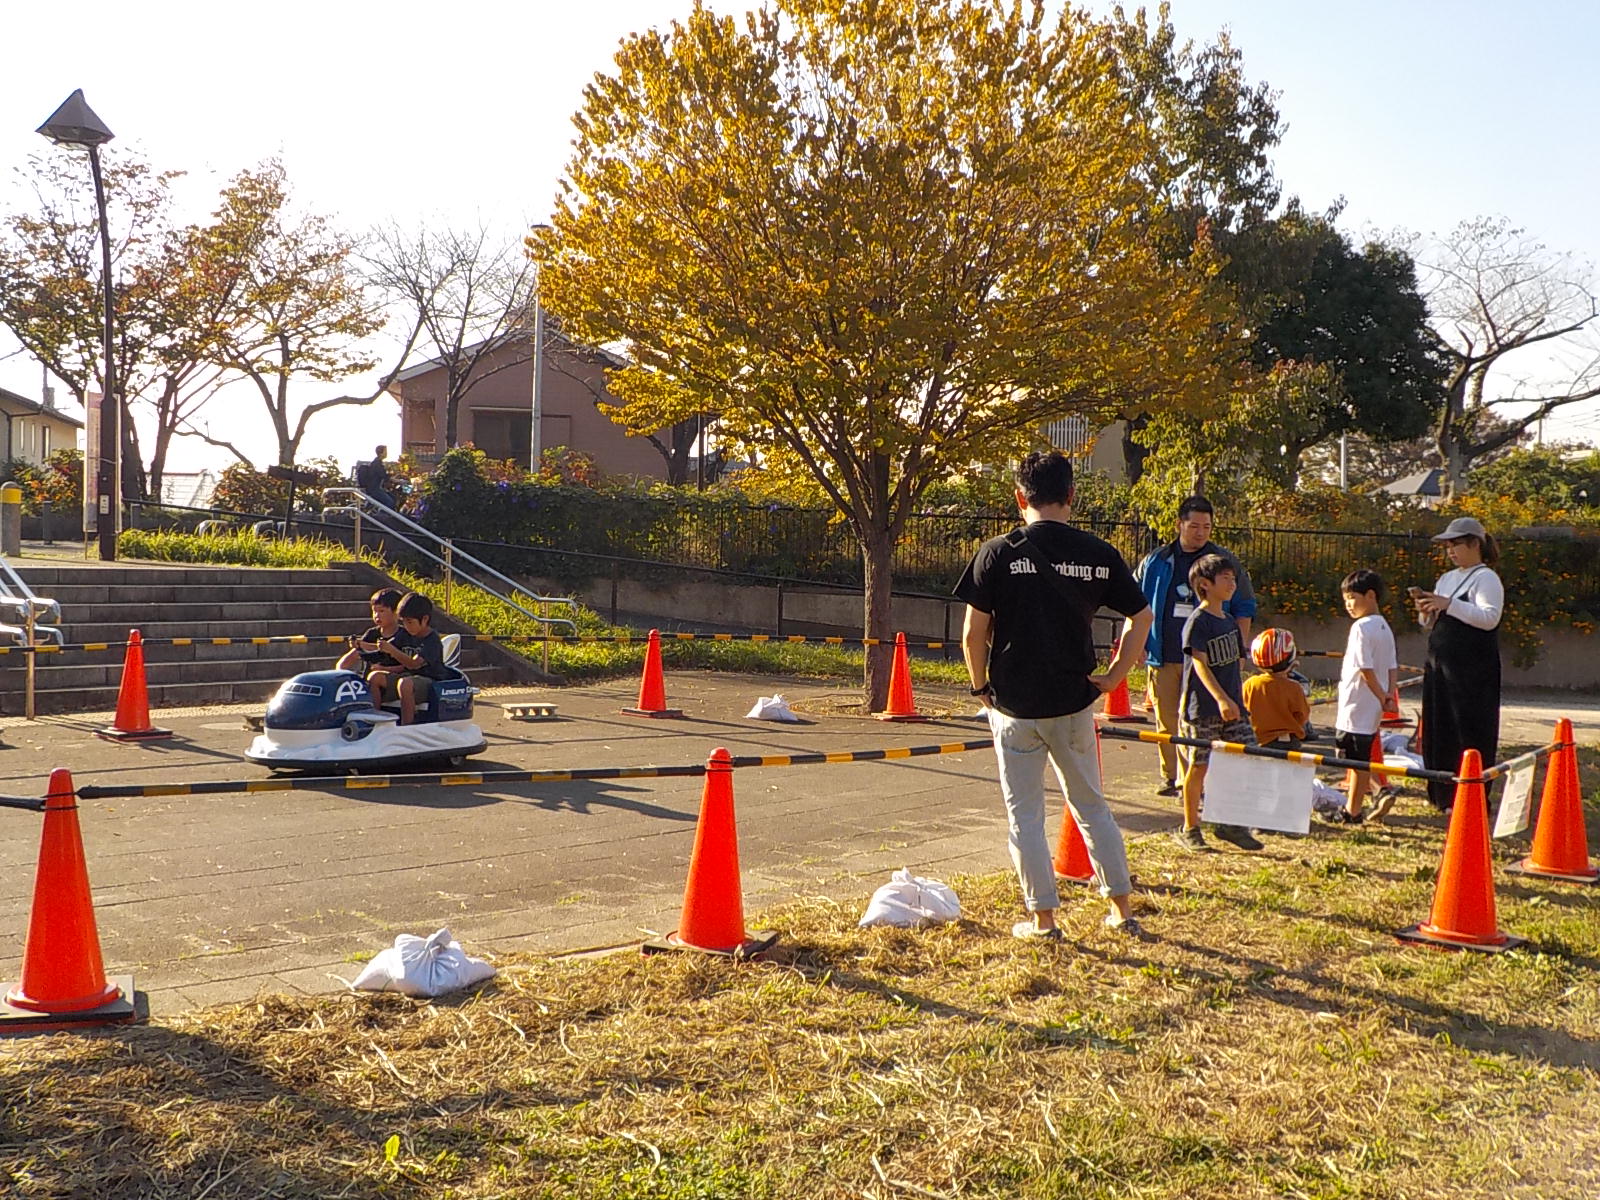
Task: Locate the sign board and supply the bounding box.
[1493,759,1537,839]
[1201,751,1316,835]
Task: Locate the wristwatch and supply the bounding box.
[969,683,993,696]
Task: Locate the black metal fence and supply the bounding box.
[121,497,1600,611]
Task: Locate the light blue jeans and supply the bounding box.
[986,706,1133,910]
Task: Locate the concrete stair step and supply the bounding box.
[12,565,360,588]
[38,583,374,606]
[63,601,371,626]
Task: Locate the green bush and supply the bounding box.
[118,528,351,568]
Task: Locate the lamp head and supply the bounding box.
[37,89,114,148]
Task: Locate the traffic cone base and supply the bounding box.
[0,975,139,1035]
[1504,859,1600,885]
[621,706,684,718]
[642,929,780,959]
[1395,924,1526,954]
[872,632,927,721]
[96,725,174,742]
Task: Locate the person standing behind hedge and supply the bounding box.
[1412,517,1504,812]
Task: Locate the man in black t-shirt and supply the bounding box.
[954,451,1154,941]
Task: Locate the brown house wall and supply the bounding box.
[393,339,667,479]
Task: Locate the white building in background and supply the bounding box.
[1044,415,1127,481]
[0,386,82,467]
[160,470,217,509]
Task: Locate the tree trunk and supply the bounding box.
[445,384,461,450]
[860,520,895,712]
[1121,416,1149,484]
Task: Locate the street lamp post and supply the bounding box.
[528,223,552,474]
[37,89,118,562]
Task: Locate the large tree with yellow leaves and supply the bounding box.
[538,0,1241,707]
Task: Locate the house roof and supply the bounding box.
[0,386,85,428]
[391,330,627,385]
[1379,468,1443,497]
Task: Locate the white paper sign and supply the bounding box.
[1201,751,1315,835]
[1492,760,1536,839]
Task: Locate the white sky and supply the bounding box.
[1,0,1596,477]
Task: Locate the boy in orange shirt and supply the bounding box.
[1243,627,1310,750]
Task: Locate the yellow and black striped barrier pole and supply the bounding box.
[65,738,996,801]
[1093,724,1465,783]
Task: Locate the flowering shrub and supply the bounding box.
[2,448,83,516]
[210,457,347,515]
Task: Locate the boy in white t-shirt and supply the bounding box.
[1329,569,1399,824]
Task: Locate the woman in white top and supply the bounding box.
[1412,516,1504,811]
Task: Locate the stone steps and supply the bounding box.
[1,561,539,714]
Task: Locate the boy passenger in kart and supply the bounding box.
[335,588,404,675]
[366,592,451,725]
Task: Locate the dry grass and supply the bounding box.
[4,765,1599,1198]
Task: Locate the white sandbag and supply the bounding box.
[745,693,800,722]
[349,928,496,998]
[1311,780,1347,816]
[858,868,961,928]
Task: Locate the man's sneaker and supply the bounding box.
[1368,787,1400,823]
[1320,808,1365,826]
[1011,920,1063,942]
[1104,914,1152,940]
[1170,826,1207,852]
[1213,824,1265,851]
[1156,781,1181,798]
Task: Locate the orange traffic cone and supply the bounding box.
[97,629,173,742]
[1369,728,1389,788]
[642,748,777,958]
[1508,718,1598,884]
[1,769,138,1033]
[1053,805,1095,885]
[621,629,683,718]
[873,632,927,722]
[1397,749,1526,952]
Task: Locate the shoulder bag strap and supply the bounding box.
[1004,526,1081,607]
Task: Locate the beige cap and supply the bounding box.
[1432,516,1488,542]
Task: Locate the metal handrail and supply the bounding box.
[0,555,62,646]
[323,489,578,640]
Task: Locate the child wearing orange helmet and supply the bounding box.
[1243,627,1310,751]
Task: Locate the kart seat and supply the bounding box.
[441,632,461,669]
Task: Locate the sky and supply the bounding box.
[1,0,1597,479]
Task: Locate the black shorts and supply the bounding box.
[1334,729,1379,763]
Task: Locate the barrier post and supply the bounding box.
[540,599,551,675]
[0,481,20,556]
[24,603,35,721]
[443,540,454,612]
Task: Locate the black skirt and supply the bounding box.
[1420,611,1500,810]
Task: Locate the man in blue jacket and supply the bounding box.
[1134,495,1255,796]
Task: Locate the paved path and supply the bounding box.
[0,673,1590,1017]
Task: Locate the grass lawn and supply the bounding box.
[4,747,1597,1198]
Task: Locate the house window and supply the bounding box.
[471,411,531,463]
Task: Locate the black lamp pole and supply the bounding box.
[37,89,118,562]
